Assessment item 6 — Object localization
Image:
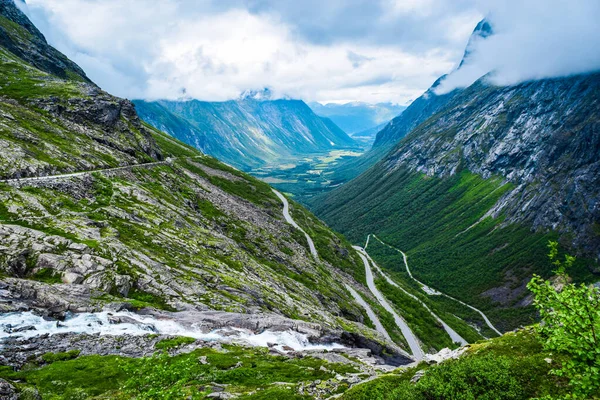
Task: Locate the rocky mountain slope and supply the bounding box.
[0,0,429,364]
[134,96,358,171]
[0,0,89,83]
[314,22,600,330]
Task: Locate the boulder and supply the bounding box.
[0,378,18,400]
[62,272,84,285]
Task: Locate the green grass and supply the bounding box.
[155,337,196,350]
[357,291,409,350]
[0,48,84,101]
[365,238,485,342]
[1,345,358,399]
[341,329,580,400]
[126,288,176,312]
[314,167,598,331]
[147,123,200,158]
[289,199,367,285]
[375,278,456,351]
[41,350,81,364]
[30,268,63,284]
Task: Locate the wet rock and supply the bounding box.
[209,385,225,393]
[11,325,36,333]
[0,278,97,316]
[114,275,131,297]
[6,249,29,277]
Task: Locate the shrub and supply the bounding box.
[527,241,600,398]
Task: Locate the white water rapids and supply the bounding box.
[0,311,344,352]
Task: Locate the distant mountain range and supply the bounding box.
[309,101,406,136]
[134,98,358,171]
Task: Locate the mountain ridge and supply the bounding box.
[134,97,358,171]
[321,19,494,186]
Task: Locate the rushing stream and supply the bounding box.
[0,311,344,352]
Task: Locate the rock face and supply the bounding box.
[0,378,18,400]
[327,18,600,259]
[384,73,600,259]
[133,97,357,171]
[320,18,600,259]
[313,19,599,331]
[0,0,161,180]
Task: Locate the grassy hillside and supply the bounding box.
[340,328,585,400]
[314,165,597,331]
[0,0,396,343]
[0,343,359,399]
[134,98,358,172]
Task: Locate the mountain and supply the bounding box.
[0,0,438,389]
[0,3,595,398]
[133,97,358,171]
[324,77,460,185]
[0,0,90,83]
[2,3,504,397]
[309,101,406,135]
[348,122,388,147]
[314,24,600,331]
[323,21,493,186]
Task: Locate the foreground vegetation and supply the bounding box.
[342,243,600,400]
[341,329,570,400]
[0,344,359,399]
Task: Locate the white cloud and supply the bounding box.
[25,0,600,104]
[23,0,478,104]
[436,0,600,93]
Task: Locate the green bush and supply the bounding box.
[413,354,524,399]
[527,242,600,398]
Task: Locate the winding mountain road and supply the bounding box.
[344,284,392,342]
[354,246,425,360]
[370,235,502,336]
[0,157,199,185]
[271,190,424,359]
[272,189,318,260]
[361,246,467,345]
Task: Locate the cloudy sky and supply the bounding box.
[19,0,600,104]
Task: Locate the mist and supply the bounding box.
[436,0,600,94]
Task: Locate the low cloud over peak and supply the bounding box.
[436,0,600,94]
